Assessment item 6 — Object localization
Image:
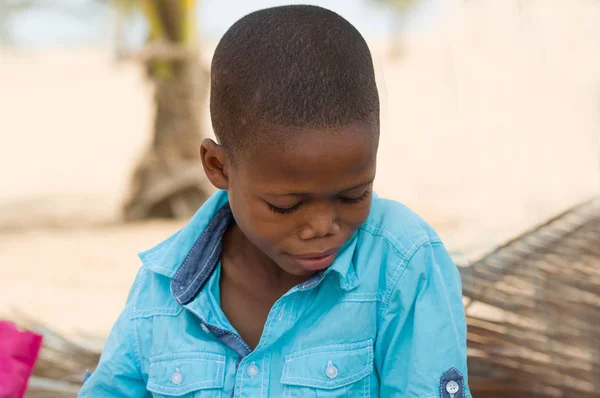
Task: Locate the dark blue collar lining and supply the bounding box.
[171,203,234,305]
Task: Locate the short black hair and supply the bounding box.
[210,5,380,161]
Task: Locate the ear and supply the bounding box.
[200,138,229,190]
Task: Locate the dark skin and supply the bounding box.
[200,122,378,349]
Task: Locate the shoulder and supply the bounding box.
[362,195,442,251]
[354,195,446,301]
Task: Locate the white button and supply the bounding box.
[172,368,183,385]
[201,323,210,333]
[247,363,259,378]
[446,380,459,394]
[325,361,338,379]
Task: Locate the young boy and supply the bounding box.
[79,5,470,397]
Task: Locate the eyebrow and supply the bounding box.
[271,180,374,197]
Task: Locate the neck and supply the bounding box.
[220,224,308,292]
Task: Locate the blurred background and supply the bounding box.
[1,0,599,396]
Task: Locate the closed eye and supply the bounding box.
[339,189,371,204]
[266,189,371,214]
[267,202,303,214]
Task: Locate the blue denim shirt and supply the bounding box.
[78,190,470,397]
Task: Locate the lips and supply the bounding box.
[286,249,339,271]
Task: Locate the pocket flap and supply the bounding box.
[147,352,226,396]
[280,339,373,390]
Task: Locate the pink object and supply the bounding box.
[0,321,43,398]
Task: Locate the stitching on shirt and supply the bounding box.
[260,356,265,398]
[282,367,371,387]
[175,234,223,300]
[298,270,326,290]
[433,256,461,346]
[148,379,222,392]
[365,367,370,398]
[132,307,183,319]
[256,300,278,352]
[238,359,244,397]
[143,257,176,274]
[148,360,153,386]
[342,292,380,296]
[439,374,443,398]
[278,303,286,321]
[338,292,383,303]
[361,222,442,253]
[382,236,432,306]
[266,305,278,341]
[285,344,371,362]
[152,358,225,365]
[131,267,145,371]
[287,294,299,327]
[149,351,226,362]
[284,341,372,361]
[337,297,381,303]
[361,222,410,254]
[218,359,225,395]
[358,222,436,306]
[171,212,220,285]
[133,306,181,313]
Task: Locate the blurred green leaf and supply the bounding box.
[369,0,417,11]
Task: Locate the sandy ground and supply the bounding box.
[0,222,183,340]
[1,1,599,338]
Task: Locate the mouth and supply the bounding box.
[285,249,339,271]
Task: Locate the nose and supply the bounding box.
[298,203,340,240]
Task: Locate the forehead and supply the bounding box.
[239,124,378,194]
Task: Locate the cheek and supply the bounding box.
[338,200,372,230]
[233,196,295,248]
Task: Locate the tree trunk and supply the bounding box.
[122,0,210,221]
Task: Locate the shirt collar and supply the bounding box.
[299,232,360,291]
[139,190,359,304]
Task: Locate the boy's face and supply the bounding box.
[202,123,378,277]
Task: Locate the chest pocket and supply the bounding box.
[147,352,226,397]
[280,339,374,398]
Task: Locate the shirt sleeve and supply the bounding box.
[78,273,149,397]
[376,241,471,398]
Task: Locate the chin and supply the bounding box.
[279,261,317,277]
